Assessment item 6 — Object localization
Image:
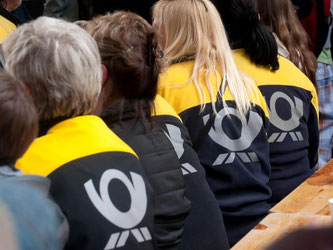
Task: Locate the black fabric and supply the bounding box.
[179,101,271,246]
[0,6,21,26]
[49,151,155,250]
[102,104,190,250]
[158,115,230,250]
[102,104,229,250]
[92,0,157,22]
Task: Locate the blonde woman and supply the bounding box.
[153,0,272,246]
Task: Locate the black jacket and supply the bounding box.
[101,95,229,250]
[17,115,156,250]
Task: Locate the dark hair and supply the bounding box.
[213,0,279,71]
[0,71,38,166]
[86,11,163,127]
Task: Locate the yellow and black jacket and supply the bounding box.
[158,62,272,246]
[17,115,155,250]
[101,95,229,250]
[233,49,319,206]
[0,6,20,44]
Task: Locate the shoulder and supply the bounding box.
[232,49,315,93]
[152,95,182,121]
[17,115,138,176]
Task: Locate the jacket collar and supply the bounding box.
[0,6,21,26]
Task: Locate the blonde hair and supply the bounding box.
[2,17,102,120]
[153,0,257,116]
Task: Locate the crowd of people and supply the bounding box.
[0,0,331,249]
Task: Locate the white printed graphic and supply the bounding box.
[205,108,262,164]
[84,169,151,249]
[164,124,198,176]
[266,92,304,143]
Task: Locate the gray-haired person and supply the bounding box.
[3,16,155,250]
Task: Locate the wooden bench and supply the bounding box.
[232,159,333,249]
[271,159,333,215]
[231,213,332,250]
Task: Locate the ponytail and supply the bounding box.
[214,0,279,71]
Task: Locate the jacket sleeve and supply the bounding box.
[308,91,320,169]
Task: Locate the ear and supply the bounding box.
[22,84,33,98]
[101,64,108,87]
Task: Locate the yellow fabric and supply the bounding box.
[17,115,137,177]
[0,15,16,44]
[152,94,182,121]
[232,49,319,118]
[158,60,269,118]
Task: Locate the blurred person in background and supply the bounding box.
[3,16,155,250]
[0,0,22,43]
[257,0,318,84]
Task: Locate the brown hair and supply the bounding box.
[0,71,38,166]
[85,11,163,126]
[257,0,317,84]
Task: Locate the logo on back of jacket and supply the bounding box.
[265,91,304,143]
[84,170,151,249]
[203,107,263,165]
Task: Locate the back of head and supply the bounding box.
[2,16,102,121]
[0,71,37,167]
[153,0,257,117]
[214,0,279,71]
[85,11,162,122]
[257,0,317,83]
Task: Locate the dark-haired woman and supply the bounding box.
[84,11,229,250]
[0,0,21,43]
[215,0,319,206]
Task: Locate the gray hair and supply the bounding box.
[2,16,102,120]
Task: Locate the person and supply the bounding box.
[257,0,317,84]
[83,11,229,250]
[0,0,21,43]
[265,226,333,250]
[214,0,319,206]
[152,0,272,246]
[44,0,79,21]
[3,16,155,250]
[0,70,68,250]
[292,0,330,57]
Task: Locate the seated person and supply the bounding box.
[216,0,319,206]
[83,11,229,250]
[3,17,155,250]
[0,70,67,250]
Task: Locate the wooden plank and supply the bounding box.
[271,159,333,215]
[232,213,332,250]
